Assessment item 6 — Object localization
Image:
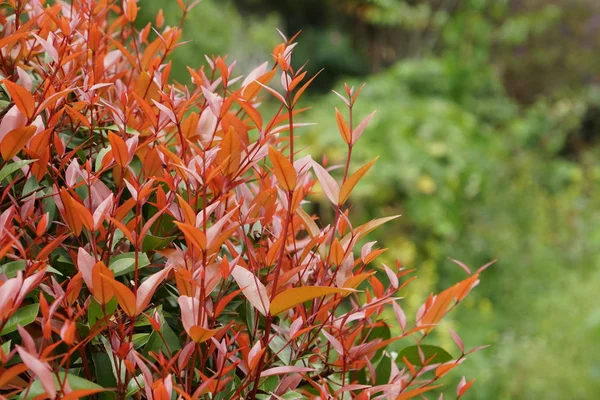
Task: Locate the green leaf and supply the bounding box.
[95,147,111,172]
[132,333,150,348]
[1,340,11,354]
[0,260,25,277]
[93,352,117,395]
[144,319,181,357]
[269,335,291,365]
[0,260,62,278]
[126,374,144,398]
[142,235,176,252]
[0,304,39,335]
[109,252,150,276]
[398,345,453,366]
[0,159,36,182]
[102,124,140,135]
[88,297,118,326]
[19,372,105,400]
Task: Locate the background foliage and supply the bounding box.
[138,0,600,398]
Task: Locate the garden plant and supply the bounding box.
[0,0,492,398]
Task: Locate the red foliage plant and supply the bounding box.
[0,0,494,399]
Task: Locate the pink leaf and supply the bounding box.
[253,80,287,106]
[312,161,339,205]
[360,241,376,263]
[16,346,56,398]
[77,247,95,290]
[448,258,471,274]
[178,296,199,334]
[201,87,223,117]
[261,366,315,378]
[32,33,59,63]
[383,264,398,290]
[392,301,407,331]
[231,266,269,316]
[93,194,114,230]
[449,328,464,352]
[351,111,376,145]
[151,100,177,124]
[248,340,262,368]
[322,330,344,355]
[136,267,171,314]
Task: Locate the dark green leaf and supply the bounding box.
[398,345,453,366]
[0,304,39,335]
[142,235,176,252]
[88,297,118,326]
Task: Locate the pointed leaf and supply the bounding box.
[268,146,296,191]
[136,267,170,313]
[270,286,354,315]
[0,303,39,335]
[396,385,443,400]
[174,221,206,251]
[312,161,339,205]
[231,266,269,316]
[3,80,35,119]
[1,125,37,160]
[339,157,378,204]
[335,108,351,144]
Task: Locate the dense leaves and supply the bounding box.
[0,1,490,398]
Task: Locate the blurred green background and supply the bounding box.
[140,0,600,398]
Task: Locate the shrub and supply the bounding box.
[0,1,490,398]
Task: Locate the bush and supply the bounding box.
[0,1,489,398]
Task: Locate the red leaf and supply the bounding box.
[1,125,37,160]
[3,80,35,119]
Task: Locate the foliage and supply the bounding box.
[301,43,600,400]
[0,0,490,398]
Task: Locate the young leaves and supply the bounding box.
[270,286,354,315]
[312,161,339,205]
[2,80,35,119]
[1,125,37,160]
[231,265,269,316]
[339,157,378,204]
[268,146,296,191]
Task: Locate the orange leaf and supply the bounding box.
[339,157,378,204]
[92,262,114,305]
[270,286,354,315]
[292,69,323,106]
[124,0,138,22]
[58,190,82,236]
[174,221,207,250]
[101,274,136,317]
[420,285,457,333]
[335,107,351,144]
[3,80,35,119]
[343,272,376,289]
[396,385,443,400]
[330,238,344,266]
[176,194,196,225]
[216,127,242,175]
[66,195,94,233]
[107,131,129,168]
[1,125,37,160]
[268,146,296,191]
[189,326,219,344]
[0,363,29,388]
[435,362,459,378]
